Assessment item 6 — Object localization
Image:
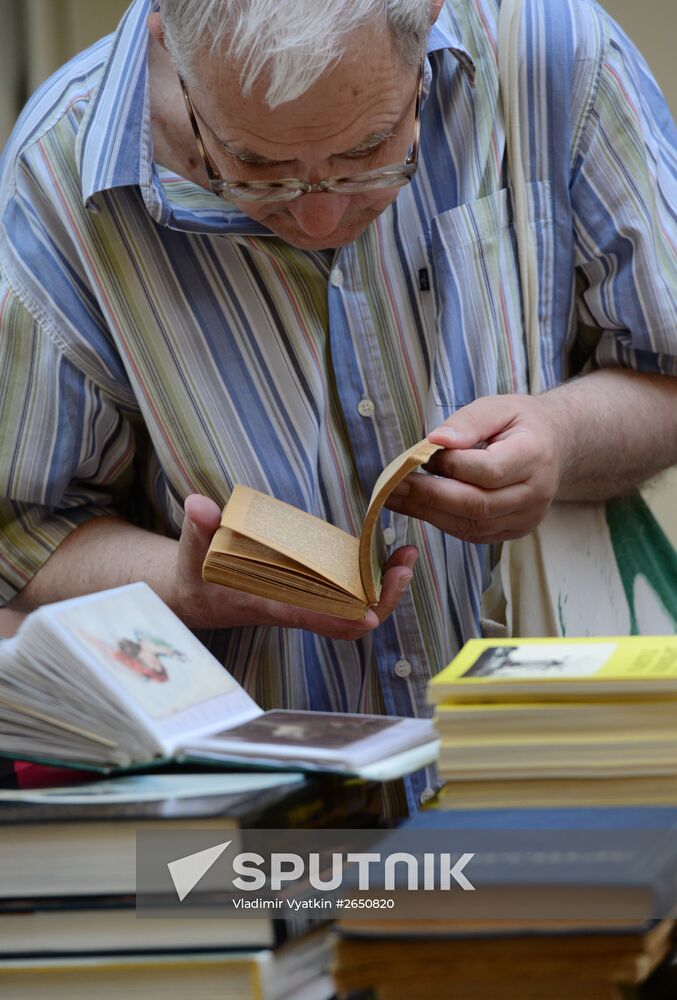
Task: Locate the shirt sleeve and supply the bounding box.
[0,280,138,602]
[570,14,677,376]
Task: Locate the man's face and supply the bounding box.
[184,26,420,250]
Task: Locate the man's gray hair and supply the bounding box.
[159,0,433,107]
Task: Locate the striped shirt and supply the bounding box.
[1,0,675,807]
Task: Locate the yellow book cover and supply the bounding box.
[429,636,677,704]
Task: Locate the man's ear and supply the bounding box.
[147,12,166,49]
[430,0,445,23]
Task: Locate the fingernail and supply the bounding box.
[397,571,413,592]
[430,427,456,445]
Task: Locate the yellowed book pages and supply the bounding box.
[437,730,677,749]
[331,933,651,992]
[213,489,366,600]
[437,741,677,778]
[204,438,441,617]
[358,438,441,603]
[433,699,677,743]
[334,955,659,988]
[373,980,623,1000]
[434,775,677,809]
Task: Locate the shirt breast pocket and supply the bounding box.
[424,181,555,417]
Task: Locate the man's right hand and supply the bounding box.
[174,494,417,641]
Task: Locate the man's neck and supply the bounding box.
[147,33,210,189]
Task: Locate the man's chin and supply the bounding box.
[267,226,363,252]
[257,212,381,251]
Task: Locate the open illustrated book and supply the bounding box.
[203,438,442,620]
[0,583,437,777]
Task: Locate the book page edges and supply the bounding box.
[201,562,367,620]
[358,439,442,604]
[25,585,260,759]
[0,695,118,748]
[17,600,165,757]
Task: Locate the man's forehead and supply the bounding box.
[195,38,414,154]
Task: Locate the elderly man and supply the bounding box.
[0,0,675,805]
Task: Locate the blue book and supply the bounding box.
[407,806,677,830]
[342,807,677,926]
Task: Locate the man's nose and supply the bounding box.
[287,192,350,238]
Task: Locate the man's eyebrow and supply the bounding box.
[219,143,293,166]
[219,127,398,166]
[340,129,398,158]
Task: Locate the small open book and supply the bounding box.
[0,584,436,776]
[203,438,442,620]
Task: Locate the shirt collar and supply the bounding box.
[77,0,156,212]
[77,0,475,231]
[428,5,477,86]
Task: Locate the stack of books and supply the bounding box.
[0,770,374,999]
[0,582,439,997]
[331,637,677,998]
[331,807,677,1000]
[428,637,677,809]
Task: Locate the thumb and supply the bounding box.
[428,396,517,450]
[383,544,419,573]
[178,493,223,580]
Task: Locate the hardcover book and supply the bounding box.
[0,771,382,900]
[342,807,677,923]
[0,931,334,1000]
[203,438,441,619]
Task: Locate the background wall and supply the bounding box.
[603,0,673,107]
[0,0,675,543]
[0,0,129,145]
[22,0,130,95]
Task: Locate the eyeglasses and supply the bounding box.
[178,62,423,204]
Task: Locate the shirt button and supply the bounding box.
[393,658,412,679]
[329,267,344,287]
[419,787,436,806]
[383,527,396,546]
[357,398,375,418]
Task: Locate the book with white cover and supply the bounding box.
[0,584,436,777]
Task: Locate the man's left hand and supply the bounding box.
[385,394,564,544]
